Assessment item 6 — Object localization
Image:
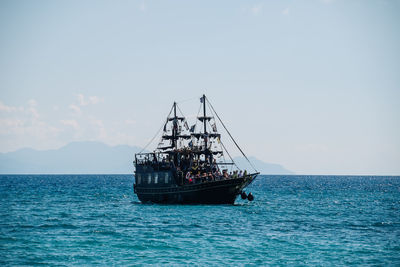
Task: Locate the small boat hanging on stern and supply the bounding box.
[133,94,259,204]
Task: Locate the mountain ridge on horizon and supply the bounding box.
[0,141,293,175]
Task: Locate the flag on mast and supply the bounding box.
[212,123,217,132]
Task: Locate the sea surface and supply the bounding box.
[1,175,399,266]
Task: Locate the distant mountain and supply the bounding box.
[232,156,293,175]
[0,141,142,174]
[0,142,293,174]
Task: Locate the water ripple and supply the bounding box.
[0,175,399,265]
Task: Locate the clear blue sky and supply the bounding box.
[1,0,399,175]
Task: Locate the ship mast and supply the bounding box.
[201,94,212,165]
[202,94,207,149]
[172,102,177,149]
[140,94,258,175]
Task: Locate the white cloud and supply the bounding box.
[69,104,81,115]
[88,96,101,105]
[0,101,23,112]
[77,94,103,106]
[0,100,62,151]
[60,119,80,130]
[77,94,87,106]
[0,96,133,152]
[0,118,24,132]
[282,7,290,15]
[251,4,262,15]
[28,99,37,107]
[89,116,104,128]
[29,108,39,120]
[100,131,136,147]
[98,127,107,139]
[59,96,107,142]
[27,99,39,120]
[88,116,107,139]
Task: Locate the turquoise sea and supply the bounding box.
[1,175,399,265]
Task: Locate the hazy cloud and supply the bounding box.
[0,100,62,151]
[69,104,81,115]
[77,94,86,106]
[89,116,104,128]
[77,94,103,106]
[282,7,290,15]
[251,4,263,15]
[88,116,107,139]
[0,118,24,132]
[0,101,23,113]
[60,119,80,130]
[88,96,101,105]
[28,99,37,107]
[27,99,39,120]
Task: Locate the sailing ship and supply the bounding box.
[133,95,259,204]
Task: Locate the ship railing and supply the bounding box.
[135,152,176,171]
[135,152,170,164]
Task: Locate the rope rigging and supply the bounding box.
[219,138,241,171]
[205,96,258,173]
[138,104,174,154]
[138,95,258,174]
[204,102,239,170]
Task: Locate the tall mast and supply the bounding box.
[202,94,207,150]
[173,102,177,149]
[202,94,212,165]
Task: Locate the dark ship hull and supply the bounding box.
[134,174,258,204]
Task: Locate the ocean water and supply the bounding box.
[1,175,399,266]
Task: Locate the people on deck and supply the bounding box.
[195,172,201,183]
[142,151,252,185]
[208,172,213,182]
[233,170,238,179]
[186,171,192,184]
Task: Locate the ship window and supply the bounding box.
[154,173,158,184]
[148,174,151,184]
